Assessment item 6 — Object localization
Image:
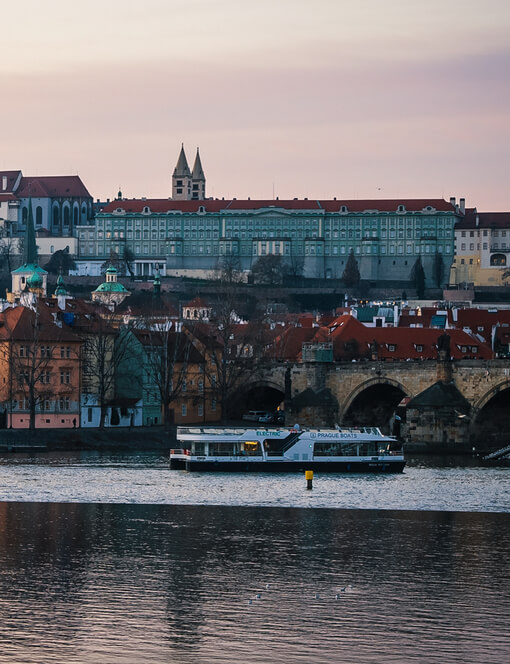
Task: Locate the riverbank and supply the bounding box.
[0,426,174,452]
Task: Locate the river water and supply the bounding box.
[0,452,508,663]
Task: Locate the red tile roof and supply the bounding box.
[398,307,454,328]
[184,296,210,308]
[455,308,510,344]
[0,306,81,342]
[287,314,493,361]
[455,211,510,230]
[0,170,22,193]
[16,176,92,199]
[102,198,457,215]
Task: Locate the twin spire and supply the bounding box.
[172,144,206,200]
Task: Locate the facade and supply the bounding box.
[0,170,93,235]
[450,210,510,287]
[0,306,81,428]
[116,328,220,425]
[77,197,460,285]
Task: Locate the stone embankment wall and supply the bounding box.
[0,426,174,452]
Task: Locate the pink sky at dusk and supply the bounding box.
[1,0,509,210]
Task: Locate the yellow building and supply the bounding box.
[450,211,510,287]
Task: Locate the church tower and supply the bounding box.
[191,148,206,200]
[172,144,192,200]
[172,144,206,200]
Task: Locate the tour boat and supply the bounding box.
[169,425,405,473]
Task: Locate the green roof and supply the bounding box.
[93,282,129,293]
[27,271,43,287]
[12,263,47,275]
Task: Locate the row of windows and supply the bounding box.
[13,397,72,411]
[18,370,72,385]
[18,345,74,358]
[460,230,505,237]
[180,400,216,417]
[98,214,454,230]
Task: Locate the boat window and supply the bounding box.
[242,441,262,456]
[206,441,262,457]
[357,442,382,456]
[192,441,206,455]
[209,442,237,456]
[314,442,359,457]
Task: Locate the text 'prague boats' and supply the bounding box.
[170,426,405,473]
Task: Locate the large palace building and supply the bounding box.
[76,196,459,284]
[74,146,461,285]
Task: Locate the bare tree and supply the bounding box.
[0,233,20,274]
[79,312,135,428]
[0,307,78,429]
[251,254,287,286]
[128,323,200,426]
[101,248,135,277]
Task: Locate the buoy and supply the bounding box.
[305,469,313,490]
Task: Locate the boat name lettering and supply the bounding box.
[256,430,281,436]
[315,432,357,439]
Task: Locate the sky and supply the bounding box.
[1,0,509,209]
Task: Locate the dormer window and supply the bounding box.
[340,205,348,213]
[388,344,396,352]
[397,205,406,213]
[143,206,151,214]
[415,344,423,352]
[198,205,206,214]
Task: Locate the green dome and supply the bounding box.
[27,271,43,288]
[93,281,129,293]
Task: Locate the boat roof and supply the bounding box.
[176,426,393,441]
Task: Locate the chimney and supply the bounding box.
[476,215,480,227]
[2,176,6,191]
[459,198,465,214]
[449,197,456,207]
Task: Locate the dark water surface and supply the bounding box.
[0,502,508,664]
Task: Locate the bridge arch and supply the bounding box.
[470,379,510,443]
[471,379,510,413]
[340,377,410,431]
[229,379,285,420]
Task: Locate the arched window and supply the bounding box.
[52,205,60,227]
[22,207,28,224]
[490,253,506,266]
[35,206,43,226]
[63,206,70,226]
[73,205,79,226]
[81,204,87,222]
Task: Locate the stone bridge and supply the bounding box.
[249,359,510,445]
